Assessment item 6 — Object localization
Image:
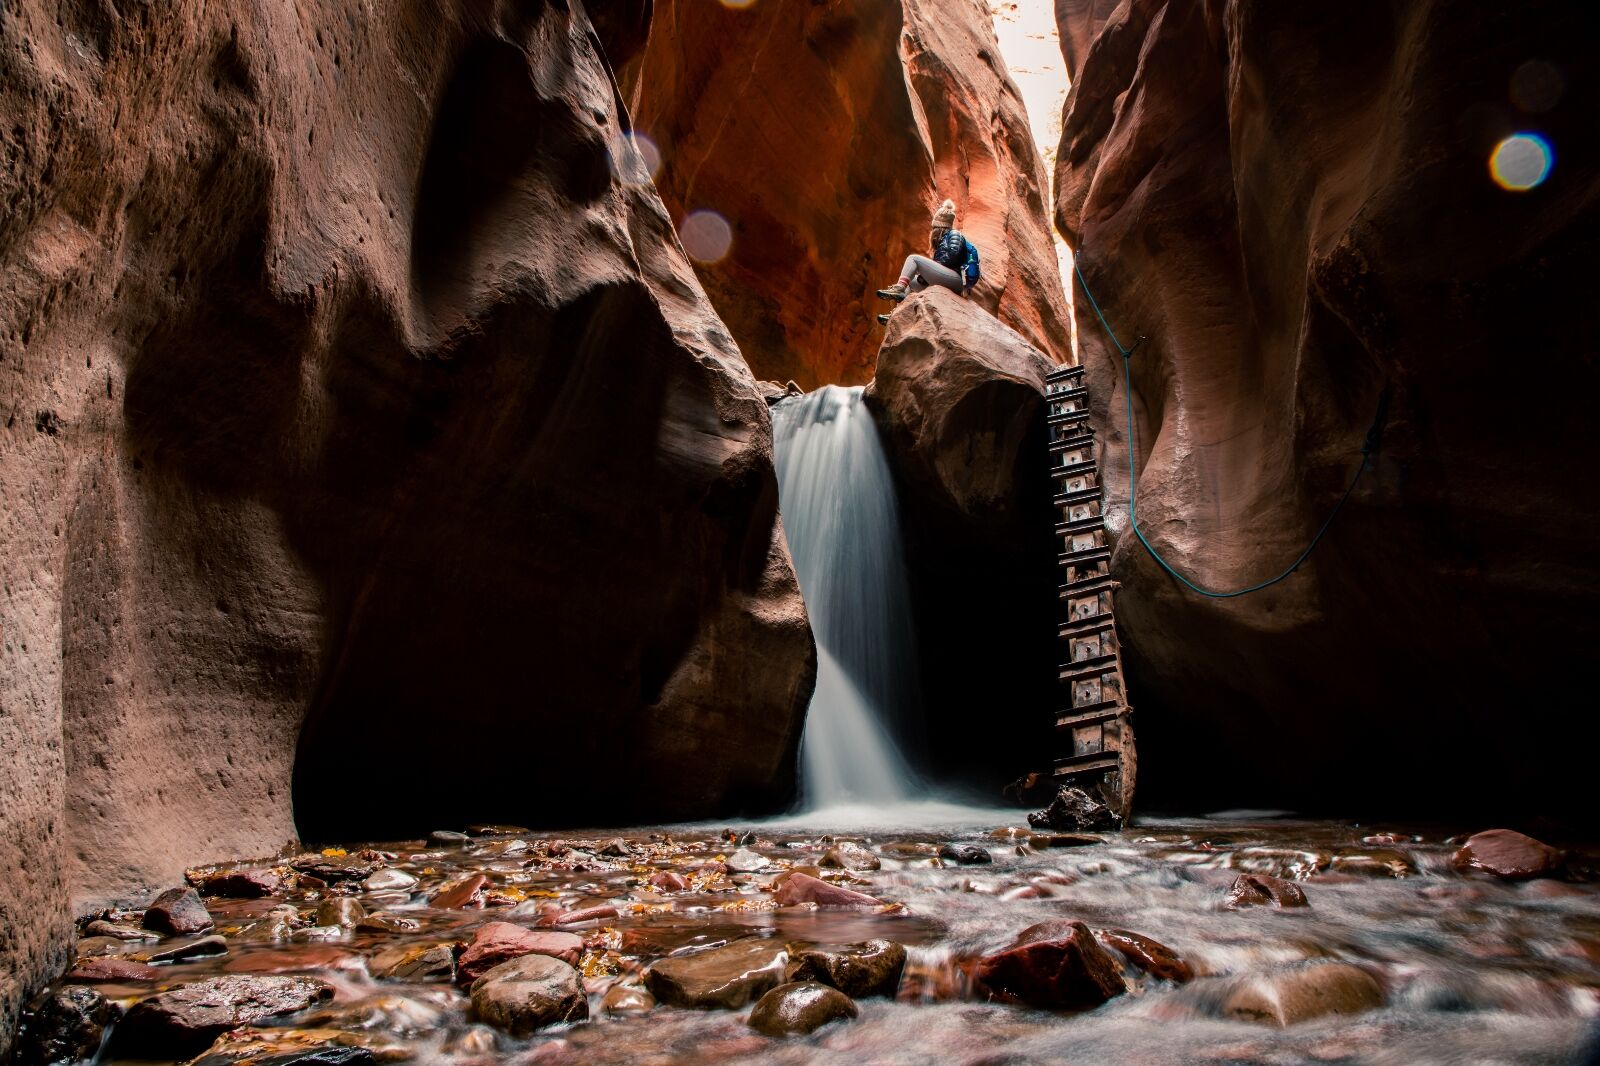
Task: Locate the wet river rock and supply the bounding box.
[1096,930,1193,984]
[1451,829,1565,881]
[469,955,588,1035]
[188,867,291,899]
[456,922,585,984]
[12,986,120,1066]
[820,842,881,872]
[1027,788,1121,833]
[940,843,993,865]
[786,939,907,998]
[314,898,366,929]
[115,975,334,1057]
[773,873,884,909]
[1221,963,1385,1027]
[142,887,215,936]
[1225,874,1310,910]
[644,938,789,1009]
[368,942,455,982]
[747,981,859,1037]
[67,957,163,983]
[430,874,489,909]
[974,920,1125,1010]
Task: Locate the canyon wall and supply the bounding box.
[0,0,813,1047]
[1056,0,1600,815]
[627,0,1071,388]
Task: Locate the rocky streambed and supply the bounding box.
[13,816,1599,1064]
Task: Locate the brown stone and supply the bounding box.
[368,942,455,983]
[188,868,291,899]
[355,912,422,935]
[11,987,120,1066]
[142,887,215,936]
[773,874,883,909]
[819,843,881,872]
[540,904,620,928]
[116,975,333,1057]
[222,946,356,974]
[469,955,588,1036]
[643,938,789,1009]
[1225,874,1310,910]
[456,923,585,985]
[1221,964,1384,1027]
[972,921,1124,1010]
[1095,930,1193,984]
[649,871,691,892]
[314,898,366,929]
[747,981,858,1037]
[67,957,164,984]
[1451,830,1565,881]
[431,874,490,910]
[601,983,656,1014]
[130,934,231,964]
[785,939,907,999]
[1329,850,1418,879]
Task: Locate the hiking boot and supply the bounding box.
[876,282,909,302]
[876,313,891,325]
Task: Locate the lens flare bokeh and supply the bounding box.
[608,133,662,186]
[717,0,758,8]
[1489,133,1554,191]
[680,210,734,263]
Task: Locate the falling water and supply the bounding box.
[772,386,922,808]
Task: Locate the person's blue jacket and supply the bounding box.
[933,229,981,289]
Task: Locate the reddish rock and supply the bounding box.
[141,888,215,936]
[539,905,620,928]
[222,946,356,974]
[469,955,588,1035]
[431,874,490,910]
[1221,964,1384,1027]
[649,871,690,892]
[747,981,859,1037]
[115,975,333,1057]
[67,958,163,984]
[644,939,789,1009]
[973,921,1125,1010]
[1225,875,1310,910]
[773,874,883,909]
[629,0,1070,387]
[456,923,586,985]
[1095,930,1193,984]
[187,868,290,899]
[786,940,907,999]
[1451,830,1565,881]
[1054,0,1600,818]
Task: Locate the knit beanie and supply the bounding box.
[932,198,957,229]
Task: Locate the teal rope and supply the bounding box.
[1071,259,1387,599]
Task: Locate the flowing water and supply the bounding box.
[62,818,1600,1064]
[771,386,923,809]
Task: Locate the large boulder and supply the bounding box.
[0,0,815,1047]
[1055,0,1600,817]
[469,955,588,1036]
[865,289,1059,792]
[114,975,333,1058]
[643,938,789,1010]
[627,0,1071,387]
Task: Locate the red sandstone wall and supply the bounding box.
[627,0,1071,388]
[1056,0,1600,814]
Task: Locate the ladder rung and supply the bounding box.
[1059,546,1110,566]
[1056,705,1124,730]
[1049,387,1088,404]
[1059,653,1120,681]
[1046,366,1085,382]
[1053,487,1102,508]
[1049,432,1096,453]
[1053,460,1098,480]
[1058,616,1115,638]
[1054,753,1121,775]
[1056,515,1104,537]
[1047,409,1091,426]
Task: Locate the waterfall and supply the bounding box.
[772,385,922,808]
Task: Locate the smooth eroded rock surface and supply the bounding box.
[0,0,815,1043]
[115,975,333,1057]
[469,955,587,1036]
[973,920,1125,1010]
[1451,830,1565,881]
[785,940,907,999]
[644,938,789,1010]
[1055,0,1600,818]
[747,981,859,1037]
[1221,964,1385,1027]
[455,923,585,985]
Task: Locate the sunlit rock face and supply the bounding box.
[625,0,1071,388]
[0,0,813,1045]
[866,289,1058,794]
[1056,0,1600,816]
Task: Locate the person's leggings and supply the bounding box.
[901,254,965,294]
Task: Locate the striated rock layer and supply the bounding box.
[627,0,1071,388]
[866,289,1057,793]
[0,0,814,1048]
[1056,0,1600,815]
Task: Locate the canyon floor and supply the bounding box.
[19,814,1599,1065]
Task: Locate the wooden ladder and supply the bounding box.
[1045,364,1136,817]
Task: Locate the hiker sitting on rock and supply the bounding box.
[875,198,981,324]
